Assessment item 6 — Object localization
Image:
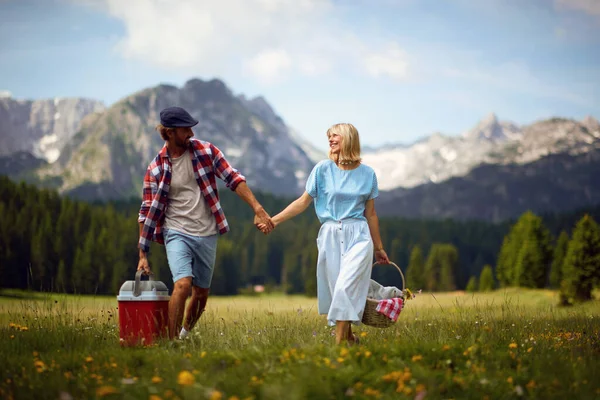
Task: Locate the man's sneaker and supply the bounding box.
[179,327,190,340]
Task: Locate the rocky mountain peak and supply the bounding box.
[363,115,598,191]
[582,115,600,132]
[482,112,498,125]
[0,96,105,163]
[25,78,316,199]
[463,113,522,142]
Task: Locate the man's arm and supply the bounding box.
[137,165,158,275]
[233,182,275,232]
[137,222,151,274]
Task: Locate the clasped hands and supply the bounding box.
[253,207,275,235]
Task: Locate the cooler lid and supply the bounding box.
[118,270,169,297]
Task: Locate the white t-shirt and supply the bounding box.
[164,150,217,237]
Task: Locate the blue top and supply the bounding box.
[305,160,379,223]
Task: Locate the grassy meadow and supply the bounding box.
[1,289,599,400]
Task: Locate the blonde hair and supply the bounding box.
[156,124,175,141]
[327,123,362,163]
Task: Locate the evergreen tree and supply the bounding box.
[497,211,552,288]
[465,276,478,292]
[438,244,458,291]
[405,245,425,290]
[302,246,318,296]
[496,235,519,287]
[424,244,442,291]
[479,264,495,292]
[560,215,600,304]
[30,214,51,290]
[56,260,67,292]
[549,231,569,289]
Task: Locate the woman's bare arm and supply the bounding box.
[365,199,390,263]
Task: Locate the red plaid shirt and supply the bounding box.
[138,139,246,253]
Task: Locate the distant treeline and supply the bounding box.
[1,175,599,296]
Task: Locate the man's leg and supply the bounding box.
[182,234,217,337]
[183,286,209,331]
[168,277,192,339]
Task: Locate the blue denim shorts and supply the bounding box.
[164,229,218,288]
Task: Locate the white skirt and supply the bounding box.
[316,219,374,326]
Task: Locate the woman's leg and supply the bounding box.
[335,321,351,345]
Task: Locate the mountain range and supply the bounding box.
[362,113,600,190]
[1,78,599,222]
[1,79,315,199]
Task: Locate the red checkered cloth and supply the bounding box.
[375,298,404,322]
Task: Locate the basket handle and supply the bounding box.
[372,261,405,291]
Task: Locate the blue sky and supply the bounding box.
[1,0,599,151]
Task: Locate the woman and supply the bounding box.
[260,123,389,345]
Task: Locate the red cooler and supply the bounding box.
[117,270,170,346]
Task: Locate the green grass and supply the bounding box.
[1,289,599,399]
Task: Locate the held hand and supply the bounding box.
[375,249,390,264]
[254,208,274,234]
[137,256,152,275]
[256,222,273,235]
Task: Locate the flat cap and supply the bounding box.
[159,106,198,128]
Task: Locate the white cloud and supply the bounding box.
[243,49,292,84]
[83,0,412,83]
[363,43,410,81]
[555,0,600,17]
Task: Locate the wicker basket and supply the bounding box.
[361,261,405,328]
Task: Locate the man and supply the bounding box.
[137,106,274,340]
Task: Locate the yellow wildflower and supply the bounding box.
[152,376,163,384]
[96,386,119,397]
[508,343,518,349]
[34,360,46,373]
[363,387,381,397]
[411,355,423,362]
[177,370,195,386]
[209,390,223,400]
[85,356,94,363]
